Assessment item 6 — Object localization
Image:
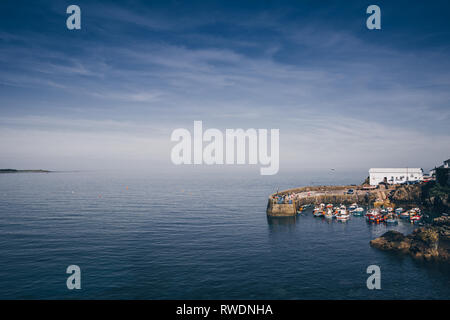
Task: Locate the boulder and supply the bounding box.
[370,231,410,253]
[370,219,449,264]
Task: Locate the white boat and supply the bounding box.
[400,211,410,219]
[352,207,364,216]
[336,209,350,220]
[313,207,324,217]
[410,214,423,223]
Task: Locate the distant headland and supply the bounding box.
[0,169,51,174]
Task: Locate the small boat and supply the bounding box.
[386,218,398,225]
[372,214,385,223]
[325,208,333,219]
[336,209,350,221]
[352,211,364,217]
[395,207,403,213]
[400,211,410,219]
[352,207,364,216]
[313,207,324,217]
[409,214,422,223]
[326,203,333,208]
[366,209,384,223]
[365,209,374,221]
[348,203,357,210]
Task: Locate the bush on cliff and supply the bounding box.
[421,181,450,214]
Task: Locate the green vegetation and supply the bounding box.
[436,167,450,186]
[362,176,370,185]
[428,183,450,198]
[421,180,450,217]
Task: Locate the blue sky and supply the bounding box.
[0,0,449,172]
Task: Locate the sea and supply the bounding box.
[0,169,449,299]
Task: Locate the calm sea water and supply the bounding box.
[0,170,449,299]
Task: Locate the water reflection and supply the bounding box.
[267,215,297,232]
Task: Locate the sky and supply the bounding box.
[0,0,449,173]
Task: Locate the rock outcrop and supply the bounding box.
[370,216,450,264]
[390,185,422,203]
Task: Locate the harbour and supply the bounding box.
[266,163,450,265]
[267,163,449,219]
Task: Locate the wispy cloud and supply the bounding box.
[0,0,449,171]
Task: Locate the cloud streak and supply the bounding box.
[0,0,449,171]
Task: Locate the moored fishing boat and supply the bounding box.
[365,209,377,221]
[366,209,384,223]
[372,213,385,223]
[314,210,324,217]
[365,209,373,221]
[384,212,398,224]
[410,214,422,223]
[400,210,410,219]
[313,206,324,217]
[385,217,398,225]
[336,209,350,221]
[352,207,364,216]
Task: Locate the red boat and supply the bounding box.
[366,209,385,223]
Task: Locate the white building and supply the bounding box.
[429,158,450,176]
[369,168,423,186]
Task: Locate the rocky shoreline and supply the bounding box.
[370,216,450,264]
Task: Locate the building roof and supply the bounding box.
[369,168,423,173]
